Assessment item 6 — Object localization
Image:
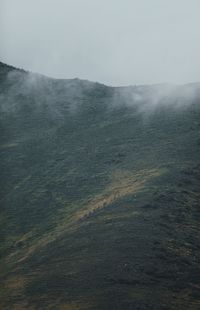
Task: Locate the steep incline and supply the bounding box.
[0,62,200,309]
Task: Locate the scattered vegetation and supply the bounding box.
[0,62,200,309]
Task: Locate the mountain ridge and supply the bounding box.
[2,60,200,89]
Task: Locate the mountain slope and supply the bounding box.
[0,62,200,310]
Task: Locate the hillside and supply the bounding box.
[0,62,200,310]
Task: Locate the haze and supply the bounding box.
[0,0,200,86]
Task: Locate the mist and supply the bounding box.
[1,0,200,86]
[1,64,200,123]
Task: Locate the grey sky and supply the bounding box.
[1,0,200,86]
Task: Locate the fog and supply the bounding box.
[1,0,200,86]
[1,65,200,120]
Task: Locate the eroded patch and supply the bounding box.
[6,168,162,265]
[74,168,161,222]
[5,275,27,291]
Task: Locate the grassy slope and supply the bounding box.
[0,62,200,309]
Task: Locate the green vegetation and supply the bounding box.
[0,62,200,309]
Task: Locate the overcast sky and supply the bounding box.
[1,0,200,86]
